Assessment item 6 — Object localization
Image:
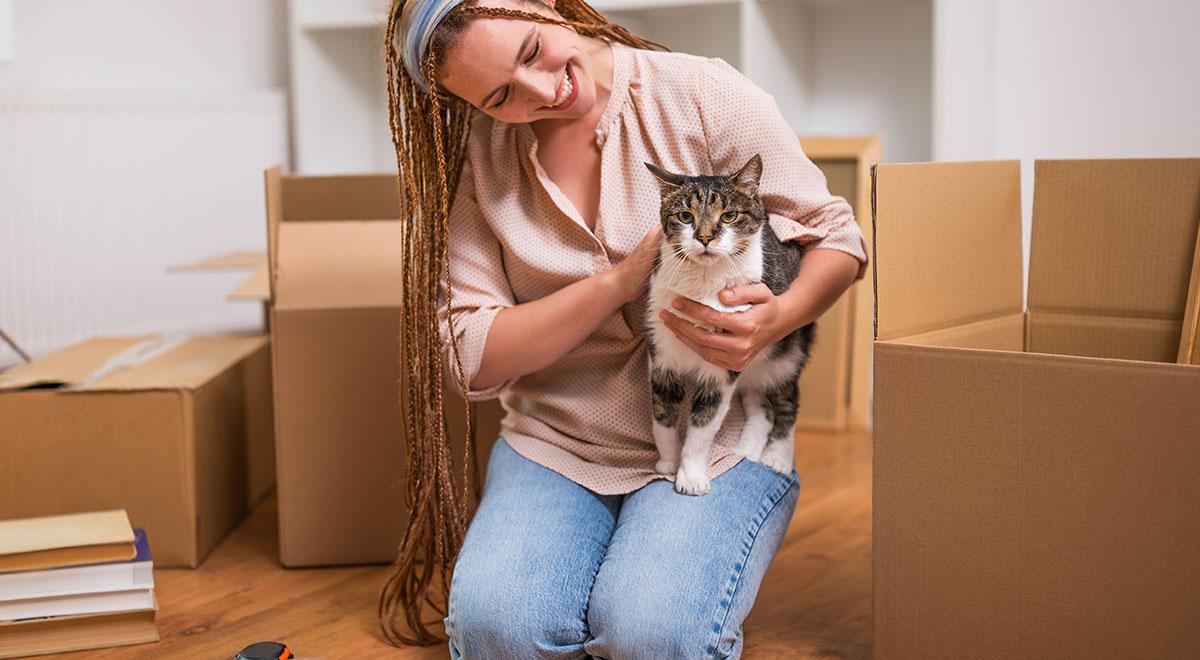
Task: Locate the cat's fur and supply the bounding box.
[643,155,815,495]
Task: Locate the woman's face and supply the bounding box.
[437,0,601,124]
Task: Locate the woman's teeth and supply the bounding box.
[552,68,573,108]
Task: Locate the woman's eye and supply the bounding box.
[721,211,737,222]
[526,39,540,65]
[493,87,510,109]
[678,212,694,223]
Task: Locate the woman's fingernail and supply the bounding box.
[672,300,682,309]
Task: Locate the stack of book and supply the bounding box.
[0,510,158,658]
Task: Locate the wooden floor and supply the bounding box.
[42,430,871,659]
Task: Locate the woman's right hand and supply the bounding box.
[609,223,664,305]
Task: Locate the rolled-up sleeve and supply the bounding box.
[436,155,517,401]
[693,60,870,281]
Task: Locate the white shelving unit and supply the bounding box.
[287,0,931,174]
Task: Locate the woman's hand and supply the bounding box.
[609,224,664,305]
[658,283,786,372]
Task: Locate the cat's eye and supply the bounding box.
[721,211,738,223]
[677,211,694,224]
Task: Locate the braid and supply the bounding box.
[380,0,667,646]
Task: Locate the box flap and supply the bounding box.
[871,161,1023,342]
[1182,225,1200,364]
[274,220,402,311]
[78,335,268,391]
[1029,159,1200,321]
[800,136,881,161]
[228,262,270,301]
[265,167,283,301]
[168,251,265,271]
[169,250,270,302]
[0,335,267,392]
[280,174,400,222]
[0,336,158,390]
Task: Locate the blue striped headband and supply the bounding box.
[400,0,470,92]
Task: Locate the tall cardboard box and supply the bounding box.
[263,168,502,567]
[0,334,274,567]
[796,137,880,432]
[871,159,1200,659]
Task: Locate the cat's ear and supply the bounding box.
[730,154,763,194]
[645,162,687,191]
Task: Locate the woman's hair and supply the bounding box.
[379,0,666,646]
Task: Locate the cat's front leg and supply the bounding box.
[758,379,798,475]
[676,376,736,495]
[649,366,685,475]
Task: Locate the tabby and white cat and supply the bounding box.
[643,154,815,496]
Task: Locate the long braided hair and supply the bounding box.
[380,0,666,646]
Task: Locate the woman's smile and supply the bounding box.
[543,63,578,112]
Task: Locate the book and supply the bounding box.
[0,510,136,574]
[0,601,157,659]
[0,588,155,622]
[0,529,152,602]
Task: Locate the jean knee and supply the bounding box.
[589,594,715,660]
[446,574,586,660]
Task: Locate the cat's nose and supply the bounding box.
[697,236,713,246]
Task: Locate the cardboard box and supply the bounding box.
[871,159,1200,658]
[262,167,503,567]
[796,136,881,433]
[0,334,274,567]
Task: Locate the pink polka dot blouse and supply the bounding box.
[438,40,869,495]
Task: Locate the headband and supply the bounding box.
[399,0,470,91]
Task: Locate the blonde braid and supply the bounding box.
[380,0,667,646]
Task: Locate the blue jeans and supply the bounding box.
[444,436,801,660]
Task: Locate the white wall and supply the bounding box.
[0,0,286,92]
[808,0,933,163]
[934,0,1200,289]
[0,1,288,369]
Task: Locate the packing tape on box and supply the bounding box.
[63,333,191,391]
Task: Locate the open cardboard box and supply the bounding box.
[262,167,503,567]
[871,158,1200,658]
[0,334,274,567]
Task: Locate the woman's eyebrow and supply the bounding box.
[479,27,537,108]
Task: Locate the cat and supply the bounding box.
[643,154,815,496]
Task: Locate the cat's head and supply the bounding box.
[644,155,766,264]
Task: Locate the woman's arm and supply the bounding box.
[469,269,623,391]
[774,248,861,331]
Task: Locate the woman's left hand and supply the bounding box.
[659,283,787,372]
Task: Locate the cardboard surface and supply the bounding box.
[1028,159,1200,361]
[264,168,502,566]
[872,158,1200,658]
[872,161,1023,341]
[0,336,274,567]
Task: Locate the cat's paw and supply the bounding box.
[655,459,678,475]
[674,467,711,496]
[758,443,794,475]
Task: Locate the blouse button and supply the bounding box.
[594,129,606,147]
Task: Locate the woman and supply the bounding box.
[379,0,869,657]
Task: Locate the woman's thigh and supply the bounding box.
[445,437,620,660]
[584,458,801,660]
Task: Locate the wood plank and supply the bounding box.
[32,430,872,659]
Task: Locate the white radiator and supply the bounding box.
[0,91,288,368]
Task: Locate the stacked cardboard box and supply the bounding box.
[261,168,503,566]
[0,334,274,567]
[871,159,1200,658]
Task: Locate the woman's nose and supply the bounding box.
[513,67,558,108]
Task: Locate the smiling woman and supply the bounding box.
[380,0,868,655]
